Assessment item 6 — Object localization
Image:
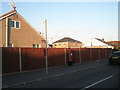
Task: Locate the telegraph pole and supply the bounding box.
[43,19,48,74]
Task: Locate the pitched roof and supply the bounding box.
[107,41,120,44]
[0,10,46,40]
[94,38,112,45]
[82,37,113,47]
[0,10,16,19]
[53,37,82,43]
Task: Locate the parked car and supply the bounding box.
[109,51,120,64]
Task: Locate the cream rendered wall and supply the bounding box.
[53,42,82,48]
[53,42,68,48]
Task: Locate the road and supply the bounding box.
[14,61,120,89]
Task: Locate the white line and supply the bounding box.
[81,75,114,90]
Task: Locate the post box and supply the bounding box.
[67,49,73,66]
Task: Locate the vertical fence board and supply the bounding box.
[2,48,112,74]
[48,48,65,67]
[100,48,106,59]
[21,48,45,71]
[2,48,19,74]
[81,48,91,62]
[91,48,99,61]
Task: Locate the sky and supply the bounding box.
[1,1,118,44]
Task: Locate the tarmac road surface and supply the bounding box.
[3,59,119,89]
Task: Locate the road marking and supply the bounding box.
[81,75,114,90]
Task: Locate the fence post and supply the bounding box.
[98,48,100,62]
[64,48,67,65]
[105,48,107,59]
[90,48,92,61]
[19,48,22,72]
[79,48,82,64]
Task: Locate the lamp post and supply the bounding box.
[43,19,48,74]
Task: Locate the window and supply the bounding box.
[9,43,14,47]
[42,40,46,43]
[38,44,41,48]
[33,44,41,48]
[63,43,66,46]
[33,44,36,48]
[11,20,14,27]
[16,21,20,28]
[74,43,77,46]
[37,44,39,48]
[11,20,20,29]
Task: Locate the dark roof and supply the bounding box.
[53,37,82,43]
[94,38,113,46]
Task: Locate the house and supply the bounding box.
[0,10,46,48]
[52,37,82,48]
[107,41,120,50]
[82,38,114,49]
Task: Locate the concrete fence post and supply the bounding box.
[64,48,67,65]
[98,48,100,61]
[90,48,92,61]
[105,48,107,59]
[19,48,22,72]
[79,48,82,64]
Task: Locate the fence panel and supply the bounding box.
[21,48,45,71]
[81,48,91,62]
[48,48,65,67]
[100,48,106,59]
[2,48,112,74]
[106,48,112,58]
[2,48,19,74]
[91,48,99,61]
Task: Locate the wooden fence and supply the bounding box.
[2,48,112,74]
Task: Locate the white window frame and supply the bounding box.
[11,20,20,29]
[11,20,15,28]
[33,44,41,48]
[8,43,14,47]
[33,44,36,48]
[16,21,20,29]
[38,44,41,48]
[59,43,61,46]
[54,44,57,46]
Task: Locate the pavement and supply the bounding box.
[2,59,108,88]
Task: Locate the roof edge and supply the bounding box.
[0,10,17,19]
[0,10,46,41]
[16,12,46,41]
[53,37,82,43]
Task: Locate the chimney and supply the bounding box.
[102,38,104,42]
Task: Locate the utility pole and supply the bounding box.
[43,19,48,74]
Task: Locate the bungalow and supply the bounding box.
[82,38,114,49]
[52,37,82,48]
[107,41,120,50]
[0,10,46,48]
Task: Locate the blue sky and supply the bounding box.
[1,1,118,44]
